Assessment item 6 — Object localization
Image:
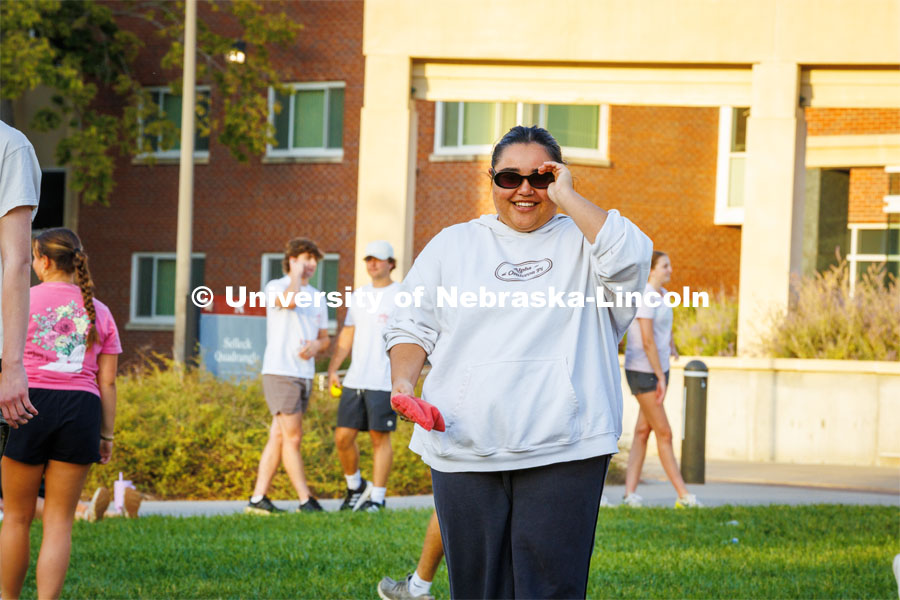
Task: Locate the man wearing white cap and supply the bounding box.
[327,241,400,511]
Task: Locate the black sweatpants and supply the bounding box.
[431,454,611,599]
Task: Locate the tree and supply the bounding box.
[0,0,301,205]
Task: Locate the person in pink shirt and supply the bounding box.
[1,228,121,600]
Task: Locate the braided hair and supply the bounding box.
[32,228,99,349]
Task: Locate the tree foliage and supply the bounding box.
[0,0,301,205]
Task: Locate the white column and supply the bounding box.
[354,54,417,287]
[173,0,197,363]
[737,62,807,355]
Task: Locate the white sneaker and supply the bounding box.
[623,492,643,507]
[599,495,611,507]
[675,493,703,508]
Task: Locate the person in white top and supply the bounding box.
[328,241,400,512]
[622,251,701,508]
[0,120,41,432]
[246,238,330,514]
[385,126,652,599]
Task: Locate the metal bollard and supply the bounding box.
[681,360,708,484]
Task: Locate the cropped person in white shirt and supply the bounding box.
[622,251,701,508]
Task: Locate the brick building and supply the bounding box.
[14,1,899,363]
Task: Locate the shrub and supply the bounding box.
[85,358,633,499]
[672,292,738,357]
[761,261,899,361]
[85,357,432,500]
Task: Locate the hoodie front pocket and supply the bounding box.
[448,358,579,456]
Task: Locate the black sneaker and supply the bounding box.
[358,499,385,513]
[244,495,285,515]
[297,497,324,512]
[340,478,373,511]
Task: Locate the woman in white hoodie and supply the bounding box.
[385,126,652,599]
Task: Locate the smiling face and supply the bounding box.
[491,143,558,233]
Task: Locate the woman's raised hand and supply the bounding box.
[539,161,574,204]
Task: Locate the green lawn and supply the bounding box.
[15,505,899,599]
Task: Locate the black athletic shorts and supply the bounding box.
[3,388,102,465]
[625,369,670,396]
[336,387,397,432]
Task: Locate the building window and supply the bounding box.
[434,101,609,161]
[885,166,900,213]
[139,87,211,159]
[261,252,340,330]
[34,169,65,231]
[130,253,205,325]
[847,223,899,295]
[715,106,748,225]
[267,82,344,158]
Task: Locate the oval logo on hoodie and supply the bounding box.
[494,259,553,282]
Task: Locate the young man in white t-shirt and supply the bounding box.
[327,241,400,511]
[0,120,41,447]
[246,238,330,514]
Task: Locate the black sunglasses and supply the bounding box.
[491,169,555,189]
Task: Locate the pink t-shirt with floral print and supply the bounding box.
[24,282,122,397]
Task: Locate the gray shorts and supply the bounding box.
[625,369,669,396]
[336,388,397,432]
[262,375,311,416]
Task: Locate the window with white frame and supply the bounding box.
[715,106,748,225]
[885,166,900,213]
[139,87,211,158]
[847,223,899,294]
[131,253,205,325]
[267,82,344,158]
[261,252,340,329]
[434,101,609,161]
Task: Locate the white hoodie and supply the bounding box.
[385,210,652,473]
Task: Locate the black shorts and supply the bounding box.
[625,370,670,396]
[336,388,397,432]
[3,388,102,465]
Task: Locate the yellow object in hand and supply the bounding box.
[330,383,343,398]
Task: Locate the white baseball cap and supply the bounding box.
[364,240,394,261]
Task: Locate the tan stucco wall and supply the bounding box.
[620,356,900,467]
[365,0,900,65]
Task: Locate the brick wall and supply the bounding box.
[413,103,741,298]
[806,108,900,136]
[76,5,900,363]
[805,108,898,224]
[848,168,891,224]
[79,1,364,364]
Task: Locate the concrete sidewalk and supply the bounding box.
[602,457,898,508]
[140,459,898,517]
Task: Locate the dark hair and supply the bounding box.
[282,237,323,273]
[32,228,99,349]
[651,251,668,270]
[491,125,563,169]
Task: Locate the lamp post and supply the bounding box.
[173,0,197,364]
[227,40,246,65]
